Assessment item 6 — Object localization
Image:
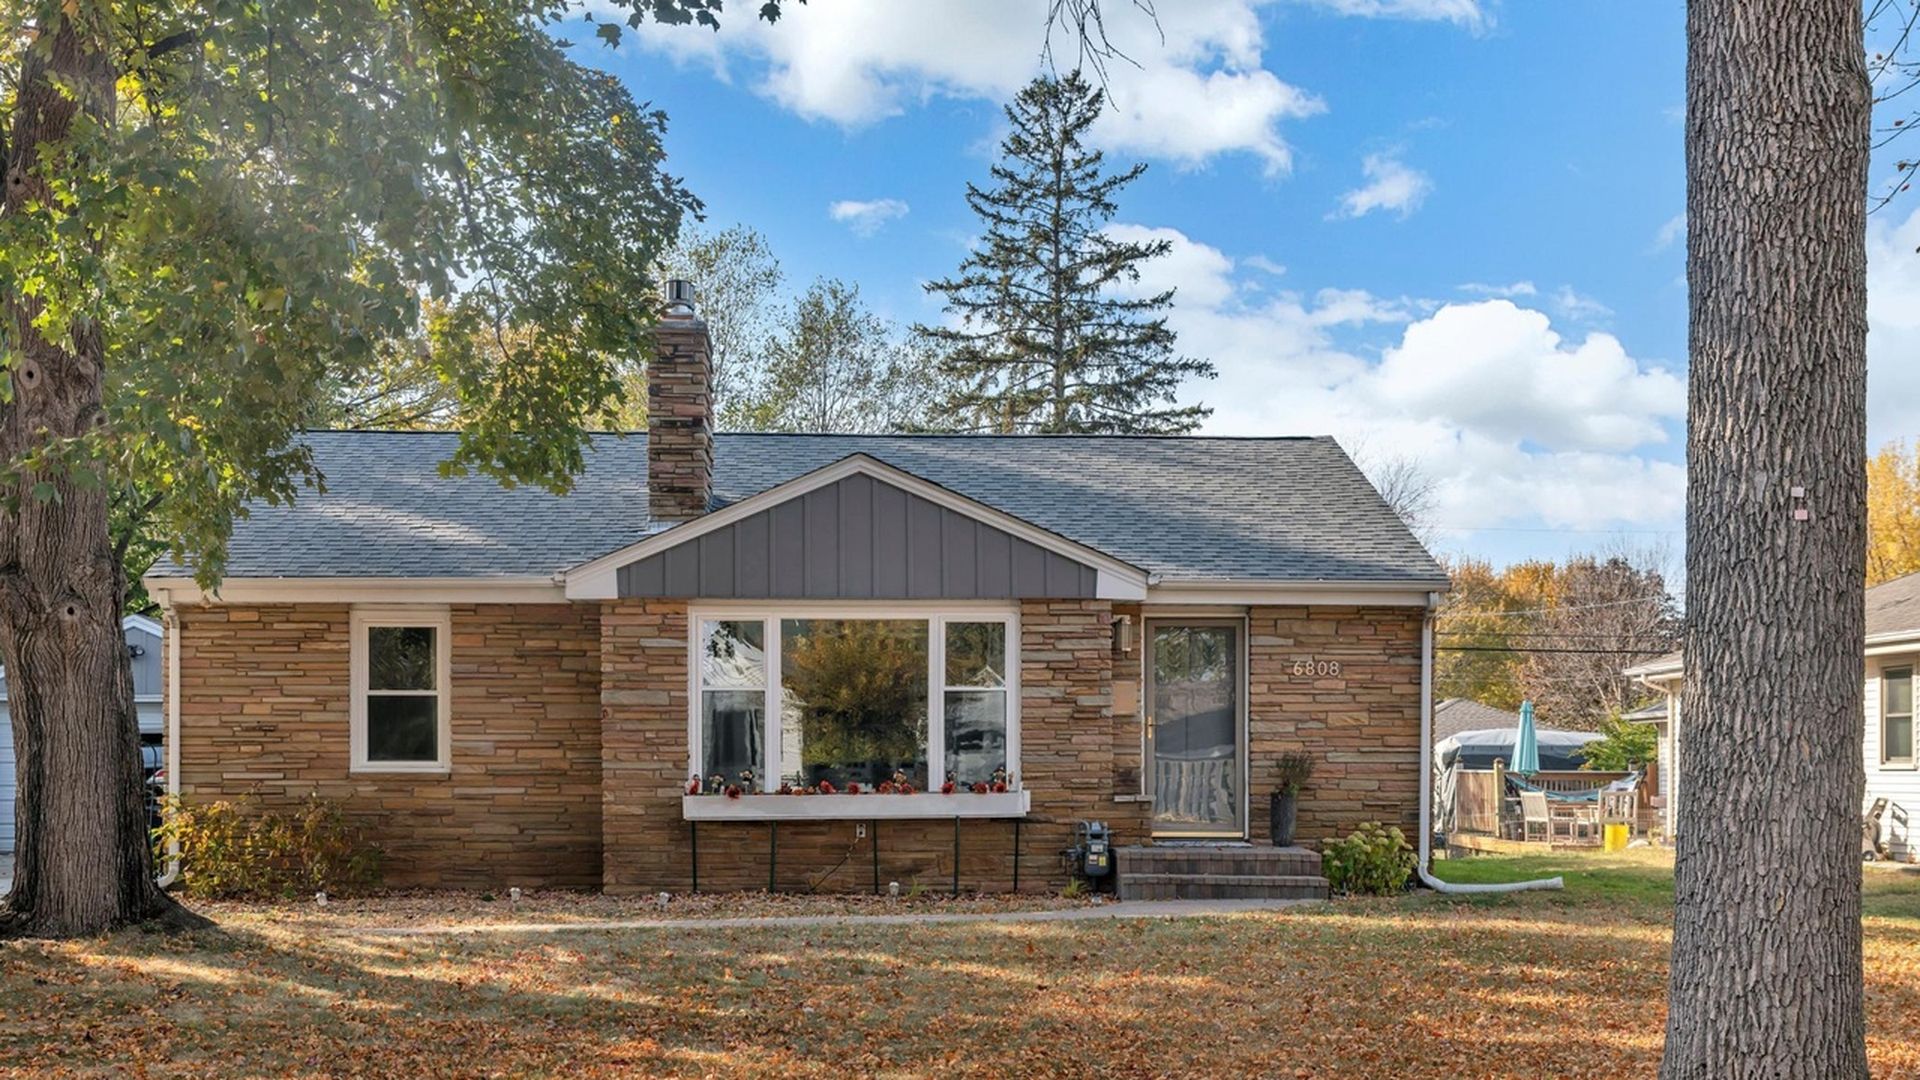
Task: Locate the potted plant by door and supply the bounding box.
[1269,752,1314,847]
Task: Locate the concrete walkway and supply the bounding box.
[346,897,1320,938]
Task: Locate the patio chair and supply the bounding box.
[1520,790,1552,843]
[1550,799,1600,843]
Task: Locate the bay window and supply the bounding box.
[689,609,1018,794]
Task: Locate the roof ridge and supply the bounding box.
[295,428,1335,443]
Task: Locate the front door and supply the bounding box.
[1148,621,1244,837]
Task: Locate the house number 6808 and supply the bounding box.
[1292,660,1341,677]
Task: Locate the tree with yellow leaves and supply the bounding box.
[1867,441,1920,585]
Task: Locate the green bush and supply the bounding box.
[1322,822,1415,896]
[153,795,382,900]
[1580,711,1659,772]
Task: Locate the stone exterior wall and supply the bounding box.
[172,602,603,888]
[169,597,1422,892]
[1248,605,1424,842]
[598,598,1123,894]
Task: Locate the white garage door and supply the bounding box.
[0,704,14,853]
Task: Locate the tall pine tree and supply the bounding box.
[918,71,1214,434]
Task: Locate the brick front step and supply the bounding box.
[1116,844,1323,877]
[1115,845,1330,900]
[1118,873,1331,901]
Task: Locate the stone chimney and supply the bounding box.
[648,279,713,523]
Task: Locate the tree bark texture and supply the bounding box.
[0,10,201,938]
[1665,1,1870,1076]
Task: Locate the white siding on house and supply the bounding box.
[0,616,164,854]
[1865,653,1920,861]
[1655,721,1674,838]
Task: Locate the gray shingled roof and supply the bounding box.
[1867,570,1920,639]
[164,430,1445,585]
[1431,698,1521,745]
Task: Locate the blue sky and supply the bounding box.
[565,0,1920,573]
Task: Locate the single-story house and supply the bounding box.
[1,614,163,853]
[1627,569,1920,860]
[144,288,1448,895]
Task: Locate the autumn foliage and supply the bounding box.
[1868,440,1920,586]
[153,796,382,900]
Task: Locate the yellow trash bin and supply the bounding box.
[1603,823,1630,853]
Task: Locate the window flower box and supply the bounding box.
[681,790,1030,821]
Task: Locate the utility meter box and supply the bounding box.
[1074,820,1112,878]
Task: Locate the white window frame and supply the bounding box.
[350,606,453,774]
[1883,665,1915,769]
[687,603,1020,794]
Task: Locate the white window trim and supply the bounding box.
[1883,665,1915,770]
[688,603,1020,796]
[350,606,453,774]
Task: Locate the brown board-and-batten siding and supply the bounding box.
[615,472,1100,600]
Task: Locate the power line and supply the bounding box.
[1439,594,1675,619]
[1436,645,1671,656]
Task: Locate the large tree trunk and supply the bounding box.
[0,9,204,938]
[1663,1,1870,1075]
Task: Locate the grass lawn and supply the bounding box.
[2,852,1917,1078]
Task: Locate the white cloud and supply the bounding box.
[1122,226,1684,533]
[1367,301,1684,453]
[1869,202,1920,446]
[1296,0,1487,27]
[1652,213,1686,252]
[1103,223,1239,307]
[1458,280,1537,299]
[1331,153,1432,219]
[623,0,1478,171]
[1549,284,1613,322]
[828,197,910,236]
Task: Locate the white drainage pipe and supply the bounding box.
[1416,592,1562,894]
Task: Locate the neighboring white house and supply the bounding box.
[1627,570,1920,861]
[0,614,163,853]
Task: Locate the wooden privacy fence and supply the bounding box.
[1448,768,1645,839]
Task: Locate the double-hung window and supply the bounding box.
[351,608,452,773]
[1884,666,1914,768]
[690,609,1017,794]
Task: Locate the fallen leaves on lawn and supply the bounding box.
[0,870,1915,1078]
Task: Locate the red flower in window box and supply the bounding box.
[846,782,862,795]
[725,785,742,799]
[778,782,794,795]
[990,781,1008,793]
[876,781,895,794]
[941,780,956,795]
[971,782,989,794]
[818,780,837,795]
[687,777,702,796]
[896,782,916,795]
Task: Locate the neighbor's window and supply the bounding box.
[699,620,767,787]
[689,611,1016,795]
[944,621,1008,786]
[780,618,929,789]
[351,608,451,772]
[1885,667,1914,768]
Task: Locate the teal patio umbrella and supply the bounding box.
[1511,700,1541,776]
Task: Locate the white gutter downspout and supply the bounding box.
[155,595,181,888]
[1417,590,1563,894]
